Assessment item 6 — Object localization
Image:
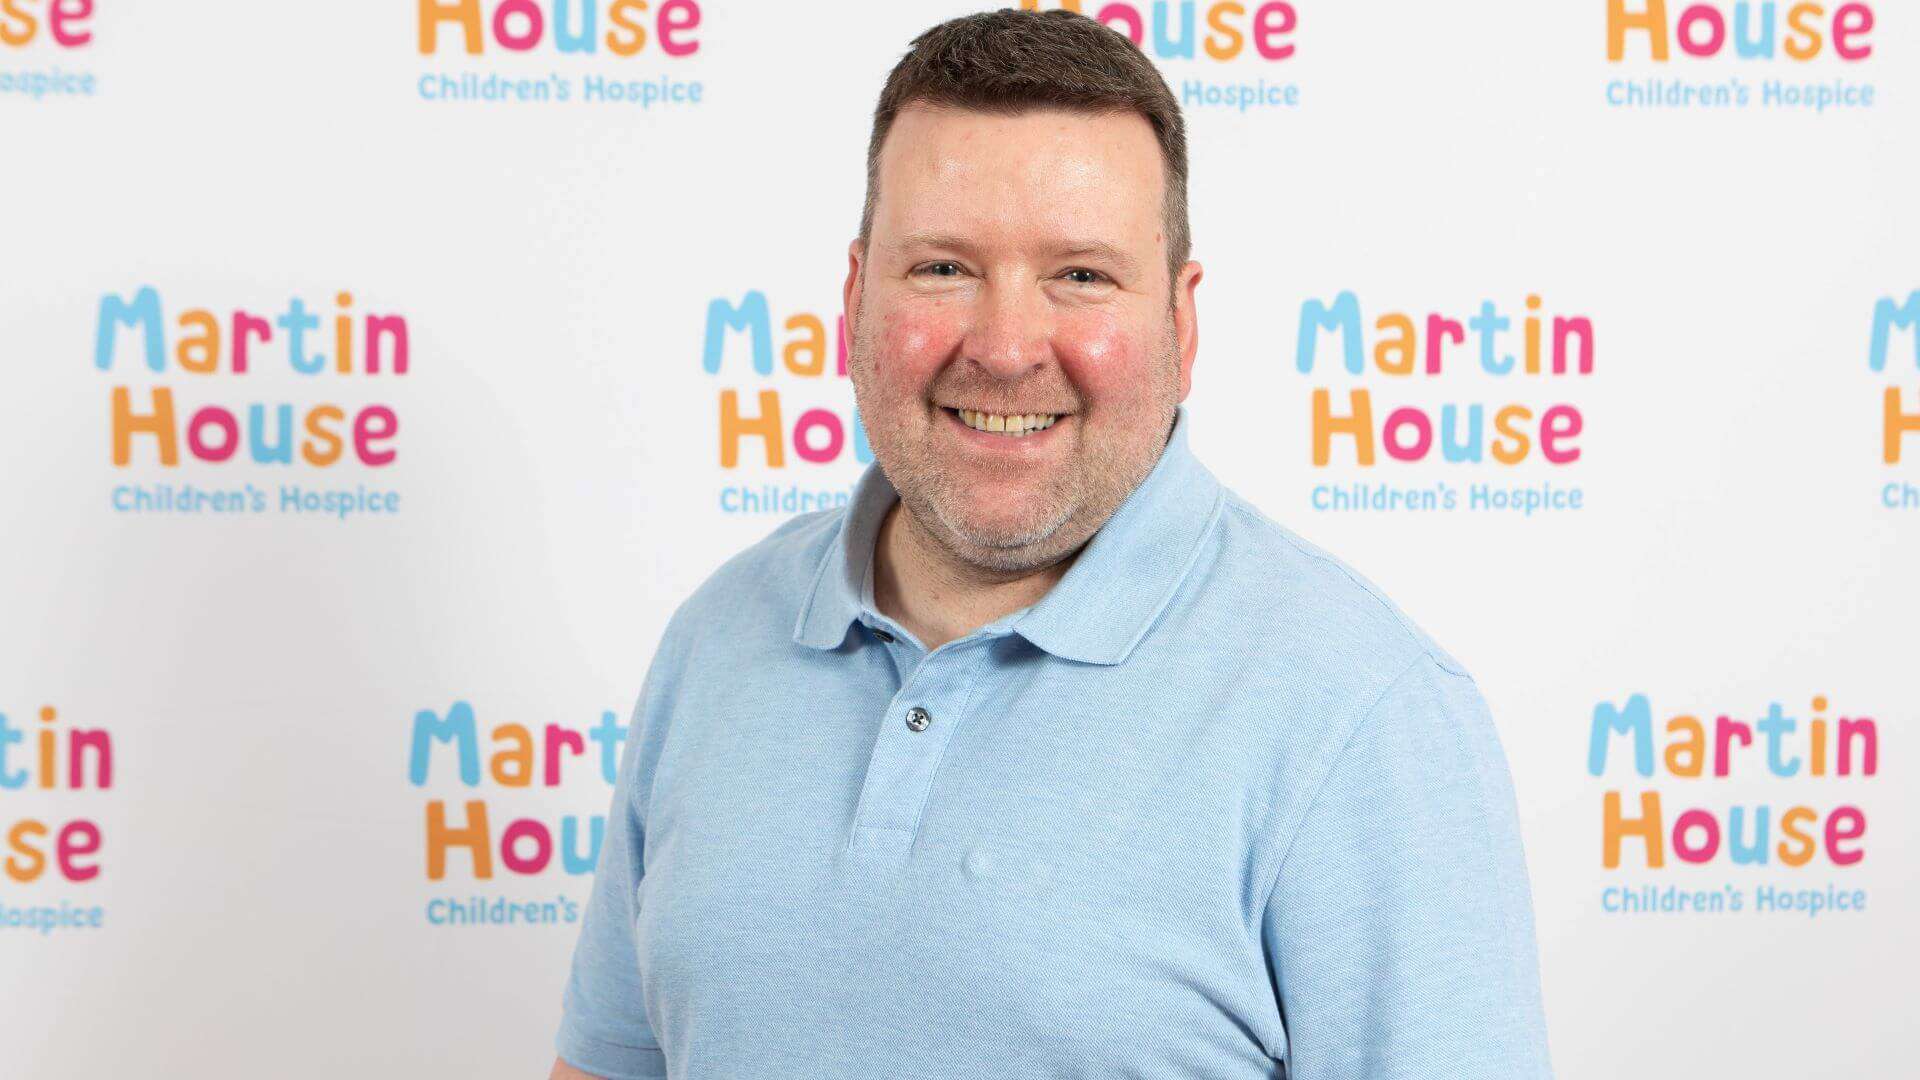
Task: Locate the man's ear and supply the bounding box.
[844,238,867,336]
[1173,259,1203,401]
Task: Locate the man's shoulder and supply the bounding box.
[1203,488,1468,683]
[663,505,848,644]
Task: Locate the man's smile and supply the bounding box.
[940,405,1068,443]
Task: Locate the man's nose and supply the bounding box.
[961,275,1052,378]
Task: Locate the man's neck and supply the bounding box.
[870,500,1078,652]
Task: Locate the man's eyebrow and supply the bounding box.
[1052,240,1140,276]
[884,232,977,255]
[884,233,1141,276]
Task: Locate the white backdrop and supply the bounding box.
[1,1,1913,1077]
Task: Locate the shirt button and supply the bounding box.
[904,706,931,732]
[873,628,895,643]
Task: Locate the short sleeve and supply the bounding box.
[554,621,687,1080]
[1261,654,1555,1079]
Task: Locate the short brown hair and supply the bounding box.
[859,8,1191,286]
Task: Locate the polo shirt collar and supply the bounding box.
[792,405,1224,666]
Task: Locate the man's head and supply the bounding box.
[845,8,1203,576]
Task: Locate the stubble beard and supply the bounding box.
[850,310,1181,577]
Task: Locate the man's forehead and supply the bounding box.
[880,101,1160,171]
[872,104,1166,246]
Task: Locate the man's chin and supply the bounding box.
[929,501,1078,564]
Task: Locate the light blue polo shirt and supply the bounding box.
[556,406,1554,1079]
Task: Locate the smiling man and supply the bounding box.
[550,9,1554,1080]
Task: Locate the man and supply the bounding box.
[552,9,1554,1079]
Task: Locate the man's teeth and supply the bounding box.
[956,408,1060,436]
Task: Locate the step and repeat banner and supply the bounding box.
[1,1,1912,1077]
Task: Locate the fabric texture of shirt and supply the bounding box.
[555,405,1556,1079]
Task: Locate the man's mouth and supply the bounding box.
[944,406,1062,438]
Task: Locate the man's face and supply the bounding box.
[845,103,1202,574]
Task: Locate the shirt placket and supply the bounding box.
[846,630,990,862]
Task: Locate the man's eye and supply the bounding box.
[919,262,962,277]
[1062,268,1107,285]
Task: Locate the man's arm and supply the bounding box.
[1261,652,1555,1079]
[548,614,688,1080]
[549,1057,603,1080]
